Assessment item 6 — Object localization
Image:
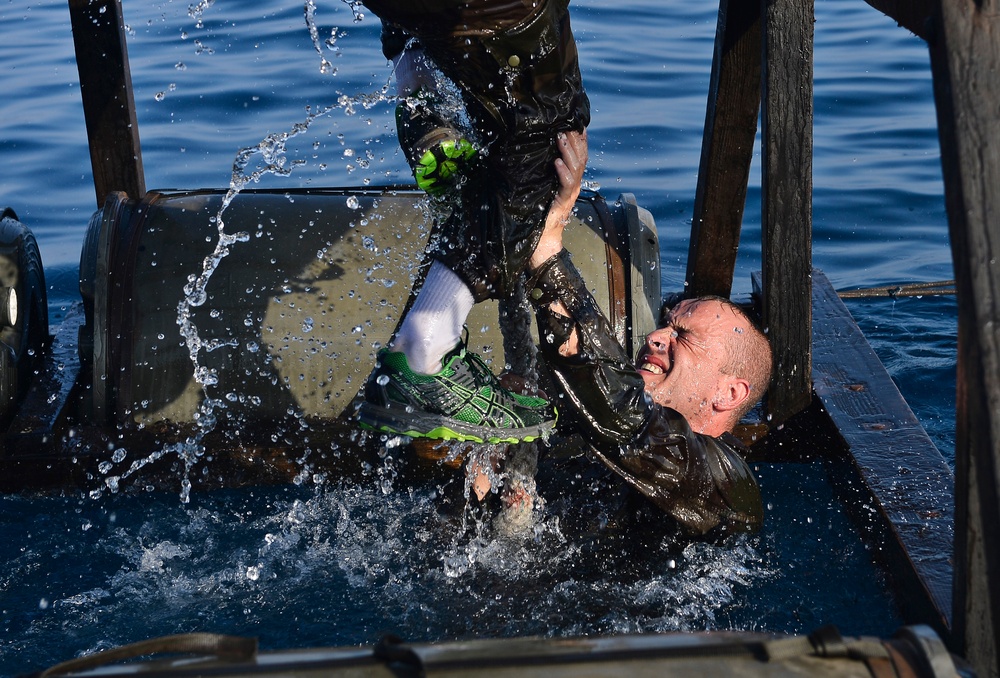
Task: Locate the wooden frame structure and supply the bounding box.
[65,0,999,674]
[69,0,145,205]
[686,0,999,673]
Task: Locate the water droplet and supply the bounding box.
[346,196,360,210]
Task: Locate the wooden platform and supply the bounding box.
[753,270,954,640]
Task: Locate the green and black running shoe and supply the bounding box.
[358,343,556,444]
[396,91,478,196]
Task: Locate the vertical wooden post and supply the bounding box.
[929,0,1000,673]
[69,0,146,207]
[759,0,814,423]
[685,0,762,299]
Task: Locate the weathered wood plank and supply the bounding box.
[760,0,814,423]
[69,0,145,206]
[862,0,935,42]
[927,0,1000,673]
[685,0,762,298]
[805,269,954,637]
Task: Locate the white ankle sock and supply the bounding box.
[393,47,435,97]
[392,261,475,374]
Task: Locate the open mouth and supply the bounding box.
[637,351,668,376]
[638,360,664,375]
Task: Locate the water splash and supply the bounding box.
[187,0,215,29]
[304,0,340,75]
[162,64,400,500]
[338,0,366,23]
[4,461,903,678]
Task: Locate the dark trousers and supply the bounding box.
[362,0,590,301]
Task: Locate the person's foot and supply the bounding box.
[358,342,557,444]
[494,479,537,536]
[396,90,477,196]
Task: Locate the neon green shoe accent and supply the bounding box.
[413,138,477,195]
[358,342,556,443]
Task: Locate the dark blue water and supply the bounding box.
[0,0,953,674]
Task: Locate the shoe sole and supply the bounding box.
[414,138,477,195]
[357,402,556,445]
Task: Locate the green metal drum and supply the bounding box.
[78,188,660,431]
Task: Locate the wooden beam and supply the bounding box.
[760,0,814,423]
[685,0,762,298]
[927,0,1000,673]
[806,269,954,636]
[69,0,146,206]
[862,0,935,42]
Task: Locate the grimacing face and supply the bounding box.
[635,298,751,431]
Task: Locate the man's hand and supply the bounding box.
[528,129,588,357]
[530,129,588,269]
[550,128,588,222]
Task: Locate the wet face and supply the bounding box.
[635,299,749,433]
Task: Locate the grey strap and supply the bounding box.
[40,632,258,677]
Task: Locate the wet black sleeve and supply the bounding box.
[527,250,763,536]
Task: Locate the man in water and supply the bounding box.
[525,130,770,536]
[356,0,590,445]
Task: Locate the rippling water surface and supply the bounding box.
[0,0,954,674]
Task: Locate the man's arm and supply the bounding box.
[528,132,763,536]
[528,248,652,444]
[528,130,649,443]
[531,130,588,269]
[529,245,763,535]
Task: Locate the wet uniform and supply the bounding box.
[361,0,591,301]
[527,250,764,537]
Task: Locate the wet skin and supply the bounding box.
[529,132,754,437]
[635,298,752,436]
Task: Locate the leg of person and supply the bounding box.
[387,24,478,196]
[358,259,557,444]
[357,2,576,441]
[392,260,473,374]
[381,29,481,373]
[358,341,558,446]
[387,0,590,300]
[364,1,590,298]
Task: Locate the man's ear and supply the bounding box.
[713,377,752,413]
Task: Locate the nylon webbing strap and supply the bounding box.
[762,635,816,661]
[762,625,891,663]
[39,633,258,677]
[591,194,628,349]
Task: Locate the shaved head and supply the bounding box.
[711,298,773,421]
[640,296,773,435]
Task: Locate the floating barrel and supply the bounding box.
[0,208,49,431]
[37,625,960,678]
[78,188,660,431]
